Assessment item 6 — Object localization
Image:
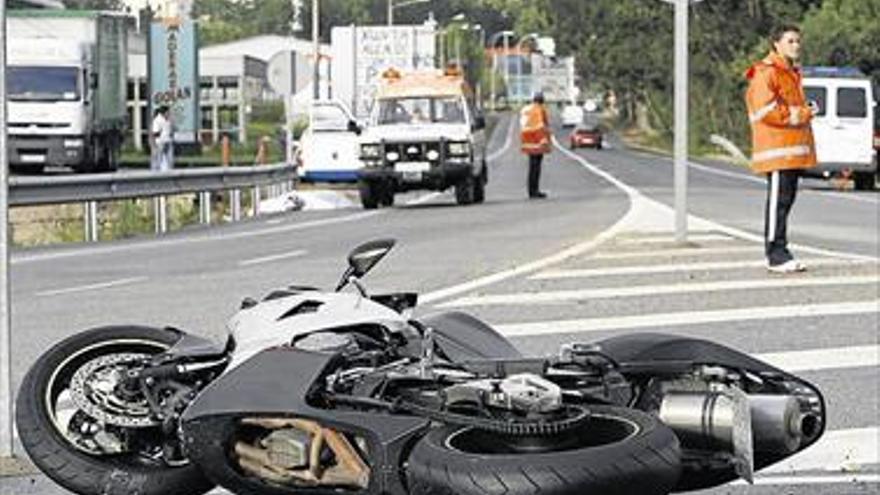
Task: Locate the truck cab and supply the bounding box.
[7,11,127,174]
[356,67,488,208]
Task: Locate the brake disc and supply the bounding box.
[69,352,159,428]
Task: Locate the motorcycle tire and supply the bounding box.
[406,405,680,495]
[15,325,215,495]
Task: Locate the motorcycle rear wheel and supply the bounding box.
[406,405,680,495]
[15,325,215,495]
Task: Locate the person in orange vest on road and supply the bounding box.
[745,23,817,274]
[520,92,551,199]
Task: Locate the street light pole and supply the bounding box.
[673,0,688,243]
[387,0,393,26]
[0,0,13,459]
[312,0,320,100]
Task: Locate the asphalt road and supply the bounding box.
[2,113,878,495]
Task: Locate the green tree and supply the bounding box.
[802,0,880,80]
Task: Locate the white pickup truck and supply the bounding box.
[356,68,488,208]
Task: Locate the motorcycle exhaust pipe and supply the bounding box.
[659,392,816,454]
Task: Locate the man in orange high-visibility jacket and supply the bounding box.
[520,92,551,199]
[745,23,817,274]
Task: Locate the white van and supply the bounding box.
[297,100,362,182]
[802,67,877,190]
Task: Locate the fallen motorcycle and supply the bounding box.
[17,239,825,495]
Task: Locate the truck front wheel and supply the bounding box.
[359,181,379,209]
[853,171,876,191]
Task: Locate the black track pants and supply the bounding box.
[528,154,543,196]
[764,169,801,265]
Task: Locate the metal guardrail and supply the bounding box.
[9,163,297,242]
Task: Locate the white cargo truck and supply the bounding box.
[7,10,128,173]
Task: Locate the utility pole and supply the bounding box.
[0,0,13,459]
[673,0,688,243]
[312,0,320,100]
[387,0,393,26]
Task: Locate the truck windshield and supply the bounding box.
[376,97,465,125]
[8,66,80,102]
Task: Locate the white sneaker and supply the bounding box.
[767,259,807,274]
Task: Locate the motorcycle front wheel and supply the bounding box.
[406,405,681,495]
[15,325,215,495]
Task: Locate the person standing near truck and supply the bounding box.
[745,23,817,273]
[150,106,174,171]
[520,92,551,199]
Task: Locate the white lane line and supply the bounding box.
[592,246,759,260]
[12,211,383,265]
[532,258,876,280]
[614,233,734,245]
[487,114,515,162]
[238,249,308,267]
[734,473,880,486]
[688,159,880,205]
[442,275,880,307]
[755,345,879,372]
[761,427,879,475]
[36,276,148,297]
[496,300,879,337]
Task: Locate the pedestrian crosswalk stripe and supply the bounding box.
[615,233,735,245]
[496,300,879,336]
[592,246,759,260]
[443,275,880,307]
[755,345,879,372]
[760,427,879,475]
[531,258,876,280]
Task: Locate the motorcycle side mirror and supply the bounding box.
[336,238,396,291]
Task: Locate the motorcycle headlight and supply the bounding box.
[426,149,440,161]
[447,141,470,156]
[360,144,381,159]
[386,151,400,162]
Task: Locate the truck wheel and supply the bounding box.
[380,187,395,207]
[853,171,876,191]
[455,176,476,205]
[359,181,379,209]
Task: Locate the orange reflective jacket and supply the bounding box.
[745,52,817,174]
[520,103,551,155]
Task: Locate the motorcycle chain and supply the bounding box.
[396,401,591,436]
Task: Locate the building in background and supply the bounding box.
[126,34,327,150]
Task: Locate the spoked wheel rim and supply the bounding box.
[44,339,170,459]
[446,411,640,455]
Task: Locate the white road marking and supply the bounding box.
[423,138,875,304]
[12,211,383,265]
[495,300,879,337]
[36,276,148,297]
[532,257,875,280]
[487,114,515,162]
[592,246,760,260]
[442,275,880,307]
[614,233,735,245]
[761,427,880,475]
[734,473,880,486]
[238,249,308,267]
[755,345,879,372]
[688,159,880,205]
